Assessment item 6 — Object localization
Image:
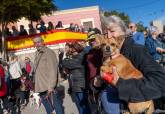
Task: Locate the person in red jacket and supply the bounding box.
[0,62,8,113]
[0,64,7,97]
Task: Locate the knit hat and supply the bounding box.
[87,28,101,40]
[70,42,83,53]
[33,36,44,43]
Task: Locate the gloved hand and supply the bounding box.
[101,66,119,86]
[101,72,114,84]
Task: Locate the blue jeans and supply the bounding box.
[40,90,64,114]
[73,91,91,114]
[100,86,120,114]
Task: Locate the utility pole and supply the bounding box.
[1,15,7,61]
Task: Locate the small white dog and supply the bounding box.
[29,91,41,109]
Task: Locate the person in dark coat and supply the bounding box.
[62,42,91,114]
[19,25,28,36]
[101,15,165,105]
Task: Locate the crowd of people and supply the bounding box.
[0,20,86,38]
[0,15,164,114]
[0,55,34,114]
[58,16,165,114]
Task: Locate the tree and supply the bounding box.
[136,21,146,32]
[23,0,57,22]
[0,0,57,60]
[104,10,131,26]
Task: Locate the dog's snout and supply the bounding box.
[105,46,111,52]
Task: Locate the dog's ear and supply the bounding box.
[115,35,125,47]
[95,34,106,45]
[107,38,119,48]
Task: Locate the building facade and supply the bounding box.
[152,20,164,33]
[16,6,102,33]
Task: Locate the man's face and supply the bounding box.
[33,41,44,50]
[151,31,159,38]
[129,24,136,33]
[25,58,30,63]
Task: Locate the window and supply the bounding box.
[81,18,94,31]
[83,21,93,31]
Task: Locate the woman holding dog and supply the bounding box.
[101,15,165,113]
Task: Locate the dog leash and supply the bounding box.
[33,51,43,75]
[46,92,56,114]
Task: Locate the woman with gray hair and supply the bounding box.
[101,15,129,34]
[100,15,165,113]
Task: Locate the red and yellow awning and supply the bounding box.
[7,30,87,51]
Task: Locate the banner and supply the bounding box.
[7,30,87,51]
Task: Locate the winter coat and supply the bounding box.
[116,37,165,102]
[145,36,162,61]
[0,64,7,97]
[34,46,58,93]
[62,51,86,92]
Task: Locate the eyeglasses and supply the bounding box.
[88,38,96,42]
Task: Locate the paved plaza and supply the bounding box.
[22,80,78,114]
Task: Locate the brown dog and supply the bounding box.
[95,35,154,114]
[101,37,143,79]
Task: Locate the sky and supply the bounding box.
[55,0,165,27]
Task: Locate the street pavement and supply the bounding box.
[22,80,78,114]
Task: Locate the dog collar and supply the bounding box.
[111,53,121,59]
